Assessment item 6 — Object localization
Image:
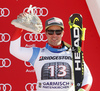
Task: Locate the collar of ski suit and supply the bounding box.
[46,43,68,53]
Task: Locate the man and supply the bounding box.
[10,13,93,91]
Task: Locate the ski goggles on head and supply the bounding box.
[46,30,63,35]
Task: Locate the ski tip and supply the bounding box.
[69,13,82,19]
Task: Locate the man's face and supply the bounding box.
[45,25,64,46]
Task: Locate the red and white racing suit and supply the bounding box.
[9,29,93,91]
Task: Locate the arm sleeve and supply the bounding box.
[9,28,33,61]
[81,62,93,90]
[10,37,33,61]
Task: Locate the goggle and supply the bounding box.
[46,30,63,35]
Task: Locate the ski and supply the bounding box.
[69,13,86,91]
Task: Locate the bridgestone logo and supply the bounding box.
[39,56,72,61]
